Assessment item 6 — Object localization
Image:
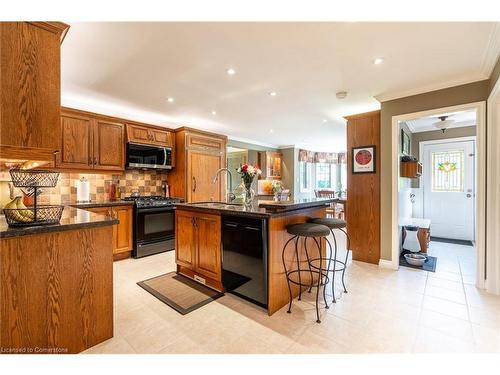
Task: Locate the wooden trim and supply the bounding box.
[174,126,228,140]
[113,251,131,261]
[28,22,70,42]
[177,265,223,293]
[61,107,175,132]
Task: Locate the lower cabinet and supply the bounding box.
[175,209,222,291]
[85,205,133,258]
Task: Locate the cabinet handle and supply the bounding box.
[192,176,197,192]
[93,157,97,165]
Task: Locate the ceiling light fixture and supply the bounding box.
[211,110,217,116]
[269,129,274,133]
[167,97,174,103]
[269,91,277,97]
[433,115,455,133]
[373,57,384,65]
[336,91,348,100]
[226,68,236,75]
[323,119,328,123]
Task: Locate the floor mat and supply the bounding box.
[430,237,474,246]
[137,272,224,315]
[399,251,437,272]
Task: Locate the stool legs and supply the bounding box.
[338,228,351,294]
[313,237,323,323]
[330,232,338,303]
[303,237,314,294]
[282,235,297,314]
[294,237,302,301]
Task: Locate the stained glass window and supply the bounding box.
[432,150,464,192]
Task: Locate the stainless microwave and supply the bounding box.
[126,143,172,170]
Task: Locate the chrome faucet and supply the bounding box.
[212,168,236,203]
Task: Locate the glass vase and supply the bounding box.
[243,181,255,207]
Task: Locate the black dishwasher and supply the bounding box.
[222,215,268,308]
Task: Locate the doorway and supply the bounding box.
[391,101,486,289]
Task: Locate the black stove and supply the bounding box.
[122,195,180,258]
[122,195,181,208]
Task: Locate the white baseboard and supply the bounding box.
[378,259,399,270]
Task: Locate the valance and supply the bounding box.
[298,149,347,164]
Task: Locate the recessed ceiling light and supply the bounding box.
[373,57,384,65]
[323,119,328,123]
[211,110,217,115]
[269,129,274,133]
[226,68,236,75]
[269,91,277,97]
[167,97,174,103]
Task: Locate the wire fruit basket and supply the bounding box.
[5,169,64,227]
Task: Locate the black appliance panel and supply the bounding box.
[222,215,267,307]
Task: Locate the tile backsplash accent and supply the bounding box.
[0,170,168,206]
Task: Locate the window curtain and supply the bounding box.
[299,149,347,164]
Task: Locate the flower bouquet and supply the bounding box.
[236,163,262,206]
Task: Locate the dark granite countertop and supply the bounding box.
[175,197,334,218]
[0,207,118,239]
[69,200,134,209]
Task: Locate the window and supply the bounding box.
[315,163,332,188]
[432,150,464,192]
[299,162,312,192]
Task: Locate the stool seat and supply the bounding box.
[309,217,347,229]
[286,223,330,238]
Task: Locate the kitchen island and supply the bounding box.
[0,207,117,354]
[175,198,333,315]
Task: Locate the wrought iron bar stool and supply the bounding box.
[308,217,351,303]
[282,222,333,323]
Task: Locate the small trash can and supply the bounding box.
[403,225,421,253]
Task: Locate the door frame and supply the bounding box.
[419,136,476,241]
[388,101,486,290]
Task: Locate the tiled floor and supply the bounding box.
[83,235,500,354]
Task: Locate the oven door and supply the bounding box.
[136,207,175,243]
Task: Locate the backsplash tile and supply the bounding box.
[0,170,168,206]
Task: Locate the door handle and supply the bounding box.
[466,194,472,198]
[192,176,197,192]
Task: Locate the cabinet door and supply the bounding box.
[58,112,94,169]
[175,210,196,269]
[187,150,223,202]
[151,129,172,146]
[93,119,125,171]
[112,206,133,254]
[0,22,64,154]
[126,124,151,144]
[195,213,221,281]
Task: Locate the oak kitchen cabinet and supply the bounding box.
[258,151,282,179]
[84,205,133,258]
[175,209,222,291]
[169,127,227,202]
[0,22,69,165]
[126,123,174,148]
[58,108,125,171]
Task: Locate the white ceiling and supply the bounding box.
[61,22,499,151]
[404,110,476,133]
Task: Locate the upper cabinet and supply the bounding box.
[126,123,174,148]
[0,22,70,165]
[169,128,227,202]
[93,119,125,171]
[57,108,125,171]
[258,151,282,179]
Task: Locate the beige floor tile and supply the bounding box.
[419,309,473,341]
[425,285,466,304]
[472,324,500,353]
[422,295,470,320]
[82,338,136,354]
[426,277,463,292]
[413,327,475,353]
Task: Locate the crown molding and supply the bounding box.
[480,22,500,77]
[374,74,489,103]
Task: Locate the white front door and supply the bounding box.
[422,139,475,241]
